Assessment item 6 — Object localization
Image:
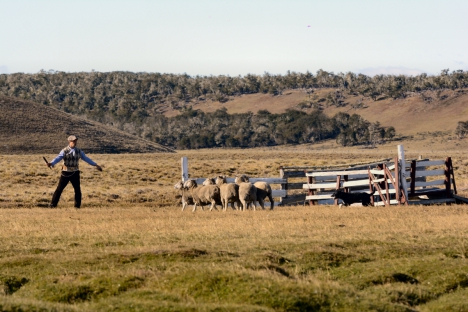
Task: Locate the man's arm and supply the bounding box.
[48,151,65,167]
[80,150,102,171]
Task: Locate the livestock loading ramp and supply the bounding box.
[301,145,462,206]
[179,145,466,207]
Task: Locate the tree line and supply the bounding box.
[146,107,395,149]
[1,69,465,148]
[1,69,467,113]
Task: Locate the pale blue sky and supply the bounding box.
[1,0,467,76]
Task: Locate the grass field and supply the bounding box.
[1,143,468,311]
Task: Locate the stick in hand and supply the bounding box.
[43,156,51,169]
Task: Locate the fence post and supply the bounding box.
[368,168,375,206]
[181,157,189,182]
[308,173,316,206]
[410,160,416,196]
[335,175,341,205]
[383,164,390,202]
[448,157,457,195]
[279,166,288,205]
[445,157,452,197]
[394,158,400,204]
[397,145,409,202]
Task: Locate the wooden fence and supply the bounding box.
[278,158,394,206]
[180,145,459,206]
[301,157,457,206]
[406,157,457,204]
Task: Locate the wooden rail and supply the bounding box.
[180,150,459,207]
[301,156,457,206]
[302,163,403,206]
[407,157,456,200]
[279,158,393,206]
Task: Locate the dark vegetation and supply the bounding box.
[1,69,466,149]
[152,107,395,149]
[455,120,468,139]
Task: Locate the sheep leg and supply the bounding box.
[248,201,256,211]
[209,200,218,211]
[268,195,274,210]
[181,189,188,211]
[257,197,265,210]
[240,200,246,211]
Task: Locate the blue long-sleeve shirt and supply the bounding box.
[50,148,97,167]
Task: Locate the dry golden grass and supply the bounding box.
[1,144,468,311]
[2,140,468,207]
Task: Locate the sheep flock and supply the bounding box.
[174,174,274,212]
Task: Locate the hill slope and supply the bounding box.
[0,96,173,154]
[177,88,468,136]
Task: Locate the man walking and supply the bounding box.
[46,135,102,209]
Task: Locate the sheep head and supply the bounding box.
[184,179,197,189]
[215,175,227,185]
[235,174,249,184]
[174,180,184,190]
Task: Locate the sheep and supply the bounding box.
[235,174,249,183]
[234,175,257,211]
[174,180,194,211]
[185,179,221,212]
[215,175,241,211]
[201,178,225,208]
[235,174,274,210]
[202,177,216,186]
[253,181,274,210]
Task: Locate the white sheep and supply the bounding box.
[235,174,274,210]
[234,175,257,211]
[185,179,221,212]
[174,180,194,211]
[202,177,216,186]
[253,181,274,210]
[215,175,241,211]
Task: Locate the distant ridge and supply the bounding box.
[0,96,174,154]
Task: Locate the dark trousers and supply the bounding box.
[51,171,82,208]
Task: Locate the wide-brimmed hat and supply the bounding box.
[67,135,78,141]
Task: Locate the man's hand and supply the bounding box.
[43,157,52,169]
[95,165,103,171]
